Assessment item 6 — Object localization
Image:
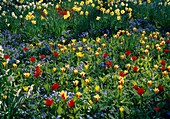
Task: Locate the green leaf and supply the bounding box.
[44,84,49,91]
[57,106,63,115]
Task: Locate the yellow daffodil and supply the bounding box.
[23,86,29,92]
[76,52,84,58]
[80,72,86,77]
[73,80,79,86]
[64,11,70,19]
[89,100,93,105]
[76,92,82,98]
[2,62,7,67]
[94,94,100,101]
[53,67,57,72]
[119,107,124,112]
[31,20,36,24]
[74,69,78,75]
[96,16,101,20]
[60,90,68,100]
[24,73,30,78]
[95,85,100,92]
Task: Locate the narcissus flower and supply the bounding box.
[76,52,84,58]
[13,63,17,68]
[118,85,123,90]
[52,83,60,90]
[73,80,79,86]
[24,73,30,78]
[94,94,100,101]
[53,67,57,72]
[162,71,168,76]
[45,99,53,106]
[80,72,85,77]
[147,80,152,86]
[137,88,145,96]
[96,16,101,20]
[60,90,68,100]
[63,11,70,19]
[89,100,93,105]
[23,86,29,92]
[68,100,75,108]
[76,92,82,98]
[95,85,100,92]
[85,79,89,85]
[74,69,78,74]
[119,107,124,113]
[154,88,159,93]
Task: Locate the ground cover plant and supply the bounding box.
[0,0,170,119]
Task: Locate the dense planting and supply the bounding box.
[0,0,170,119]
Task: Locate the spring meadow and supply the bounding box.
[0,0,170,118]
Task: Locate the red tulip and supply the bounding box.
[4,54,10,59]
[52,83,60,90]
[133,85,138,90]
[133,66,139,72]
[53,52,59,57]
[56,7,61,11]
[164,49,169,53]
[23,47,29,51]
[29,57,36,62]
[40,54,45,59]
[141,55,145,59]
[160,60,166,65]
[59,11,67,15]
[160,67,165,71]
[131,56,137,61]
[126,50,132,56]
[68,100,75,108]
[154,106,160,112]
[158,85,164,92]
[119,71,126,77]
[45,99,53,106]
[106,61,112,67]
[102,53,108,58]
[166,40,170,44]
[137,88,144,96]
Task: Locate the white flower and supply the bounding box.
[0,100,2,105]
[8,75,14,83]
[0,6,2,11]
[16,89,22,97]
[2,11,6,16]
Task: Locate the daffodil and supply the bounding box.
[24,73,30,78]
[95,85,100,92]
[94,94,100,101]
[96,16,101,20]
[23,86,29,92]
[119,107,124,112]
[64,11,70,19]
[76,52,84,58]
